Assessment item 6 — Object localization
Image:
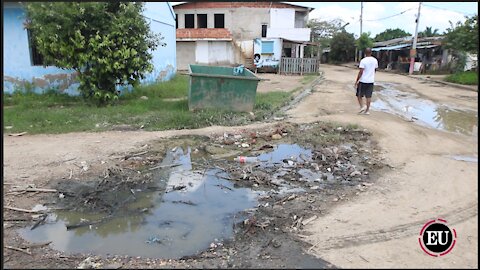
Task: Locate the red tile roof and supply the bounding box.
[176,28,233,40]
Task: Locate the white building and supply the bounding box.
[173,2,313,71]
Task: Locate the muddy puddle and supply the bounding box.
[20,147,259,259]
[15,123,384,267]
[372,82,478,136]
[447,155,478,163]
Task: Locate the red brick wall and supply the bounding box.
[177,28,233,39]
[174,2,296,10]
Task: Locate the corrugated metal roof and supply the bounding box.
[372,44,410,51]
[416,44,440,49]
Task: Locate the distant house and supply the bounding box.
[371,36,461,73]
[172,2,314,71]
[3,2,176,94]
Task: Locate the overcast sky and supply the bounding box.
[170,2,478,37]
[291,2,478,37]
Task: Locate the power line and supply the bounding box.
[422,3,476,16]
[365,7,416,22]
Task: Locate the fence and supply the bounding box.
[278,57,319,75]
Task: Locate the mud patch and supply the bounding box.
[372,83,478,136]
[11,122,386,268]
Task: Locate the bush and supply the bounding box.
[444,71,478,85]
[25,2,162,105]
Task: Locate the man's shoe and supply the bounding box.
[359,106,366,113]
[363,111,370,115]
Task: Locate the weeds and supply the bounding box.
[4,76,293,134]
[444,71,478,86]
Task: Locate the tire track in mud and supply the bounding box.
[310,202,477,251]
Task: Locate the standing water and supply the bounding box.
[19,147,258,258]
[371,83,478,136]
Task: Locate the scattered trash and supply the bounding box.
[146,236,163,244]
[301,215,318,226]
[80,161,89,171]
[77,257,102,269]
[5,126,13,129]
[241,143,250,148]
[59,193,65,199]
[349,170,361,177]
[271,134,282,140]
[8,132,27,137]
[31,204,48,212]
[140,96,149,100]
[234,156,259,163]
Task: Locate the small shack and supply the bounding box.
[372,36,450,73]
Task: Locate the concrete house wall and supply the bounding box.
[3,2,176,94]
[173,2,311,70]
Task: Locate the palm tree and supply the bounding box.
[419,26,440,38]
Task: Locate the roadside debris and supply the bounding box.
[12,121,385,267]
[77,257,102,269]
[8,132,28,137]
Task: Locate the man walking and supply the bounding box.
[355,48,378,115]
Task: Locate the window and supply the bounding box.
[197,14,207,28]
[261,24,267,38]
[27,28,44,66]
[175,14,178,29]
[283,48,292,57]
[261,41,274,54]
[214,14,225,28]
[185,14,194,28]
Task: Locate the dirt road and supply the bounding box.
[289,65,478,268]
[3,65,477,268]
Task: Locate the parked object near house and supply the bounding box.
[3,2,176,94]
[173,2,314,72]
[187,64,261,112]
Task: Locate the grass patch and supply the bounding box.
[301,74,318,85]
[4,76,293,134]
[444,71,478,85]
[126,74,189,99]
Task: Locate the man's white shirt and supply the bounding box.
[359,56,378,83]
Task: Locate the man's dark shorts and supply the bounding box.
[356,82,374,98]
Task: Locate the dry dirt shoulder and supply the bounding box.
[291,64,478,268]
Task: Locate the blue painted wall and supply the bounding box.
[3,2,176,95]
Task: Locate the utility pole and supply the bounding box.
[358,2,363,62]
[409,2,422,75]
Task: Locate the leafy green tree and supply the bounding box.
[444,15,478,54]
[418,26,440,38]
[25,2,162,105]
[329,30,356,63]
[356,32,374,53]
[374,28,411,42]
[307,18,346,49]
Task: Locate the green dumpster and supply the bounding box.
[188,65,261,112]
